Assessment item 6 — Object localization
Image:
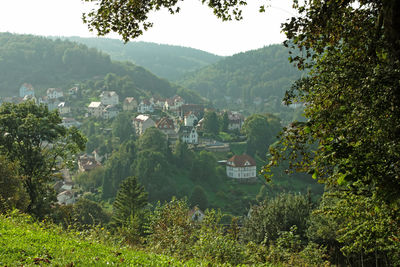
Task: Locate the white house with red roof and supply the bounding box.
[226,154,257,180]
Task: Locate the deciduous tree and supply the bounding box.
[0,101,86,218]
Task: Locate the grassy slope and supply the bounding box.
[0,212,205,266]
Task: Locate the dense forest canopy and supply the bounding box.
[178,44,301,102]
[63,37,222,80]
[0,33,176,97]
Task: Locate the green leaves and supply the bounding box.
[0,101,86,218]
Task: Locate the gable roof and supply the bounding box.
[227,154,256,167]
[124,97,137,103]
[156,117,175,130]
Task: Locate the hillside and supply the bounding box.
[0,211,206,266]
[63,36,222,81]
[177,44,304,119]
[0,33,176,98]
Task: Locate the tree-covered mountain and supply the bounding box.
[177,44,304,117]
[0,33,176,98]
[62,36,222,81]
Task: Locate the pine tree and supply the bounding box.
[111,176,148,227]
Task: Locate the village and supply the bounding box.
[1,83,260,207]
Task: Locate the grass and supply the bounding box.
[0,211,208,266]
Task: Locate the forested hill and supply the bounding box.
[0,33,176,97]
[63,36,222,81]
[177,44,302,108]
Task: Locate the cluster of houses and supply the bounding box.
[2,83,259,206]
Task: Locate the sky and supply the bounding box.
[0,0,295,56]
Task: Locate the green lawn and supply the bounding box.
[0,211,207,266]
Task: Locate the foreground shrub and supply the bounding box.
[147,198,196,259]
[192,210,246,265]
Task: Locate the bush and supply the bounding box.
[147,198,196,259]
[192,210,246,265]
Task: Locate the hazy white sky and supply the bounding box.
[0,0,295,56]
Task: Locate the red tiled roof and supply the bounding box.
[226,154,256,167]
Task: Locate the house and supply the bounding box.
[92,149,105,163]
[178,104,204,118]
[133,114,155,136]
[123,97,138,111]
[151,97,165,109]
[164,95,184,111]
[184,112,198,127]
[47,88,64,99]
[156,117,176,138]
[37,96,48,105]
[226,154,257,181]
[69,87,79,97]
[60,117,81,128]
[19,83,35,98]
[88,102,104,117]
[137,99,154,113]
[78,155,101,172]
[102,105,119,119]
[227,111,244,131]
[57,190,75,205]
[60,182,74,191]
[57,102,71,115]
[100,91,119,106]
[178,126,198,144]
[188,206,205,222]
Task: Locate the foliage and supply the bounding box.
[192,209,246,265]
[266,0,400,203]
[261,1,400,264]
[147,198,196,259]
[189,185,208,210]
[241,193,312,245]
[65,36,221,81]
[202,111,219,135]
[73,166,105,192]
[179,44,302,120]
[0,156,29,213]
[309,191,400,266]
[190,151,217,183]
[111,112,134,143]
[0,101,86,218]
[73,198,110,227]
[111,176,148,228]
[241,113,281,157]
[137,127,168,154]
[0,33,176,97]
[82,0,247,42]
